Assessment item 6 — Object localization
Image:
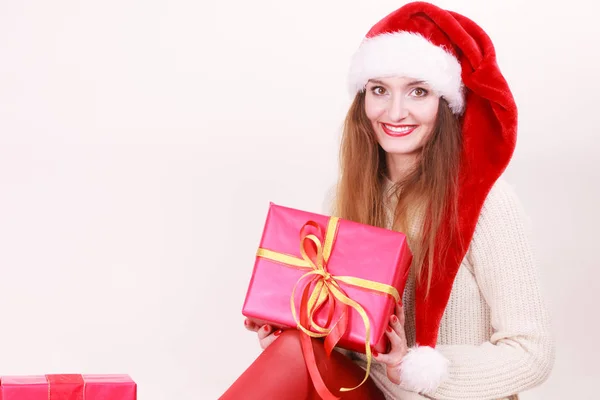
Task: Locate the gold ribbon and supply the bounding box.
[256,216,401,392]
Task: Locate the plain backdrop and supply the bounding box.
[0,0,598,399]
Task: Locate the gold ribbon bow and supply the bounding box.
[256,216,401,394]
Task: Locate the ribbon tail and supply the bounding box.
[324,291,336,328]
[323,304,349,358]
[322,280,350,357]
[299,292,340,400]
[298,275,339,399]
[328,285,374,393]
[299,329,340,400]
[299,280,314,335]
[308,282,332,334]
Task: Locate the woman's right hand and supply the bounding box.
[244,318,283,350]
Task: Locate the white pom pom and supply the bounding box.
[398,346,450,394]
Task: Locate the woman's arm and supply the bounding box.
[427,180,555,399]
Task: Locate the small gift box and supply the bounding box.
[242,203,412,395]
[0,374,136,400]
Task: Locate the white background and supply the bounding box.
[0,0,598,399]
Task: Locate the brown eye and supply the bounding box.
[371,86,386,95]
[412,87,428,97]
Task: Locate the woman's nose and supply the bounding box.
[387,95,409,122]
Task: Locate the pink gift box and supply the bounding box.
[242,203,412,354]
[0,374,136,400]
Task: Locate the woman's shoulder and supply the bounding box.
[479,177,529,221]
[471,177,533,244]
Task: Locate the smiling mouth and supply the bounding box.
[381,123,418,137]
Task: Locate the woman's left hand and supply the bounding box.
[373,303,409,384]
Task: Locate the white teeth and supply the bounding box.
[384,124,415,133]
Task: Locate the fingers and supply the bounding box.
[243,319,283,350]
[259,329,282,349]
[396,303,405,326]
[257,324,272,340]
[256,325,283,350]
[372,348,400,367]
[372,305,408,374]
[386,320,407,354]
[244,318,260,332]
[390,312,407,345]
[372,348,402,384]
[374,326,406,368]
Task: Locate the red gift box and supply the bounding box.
[0,374,136,400]
[242,203,412,396]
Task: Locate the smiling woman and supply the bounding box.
[221,2,554,399]
[367,78,437,148]
[362,76,451,182]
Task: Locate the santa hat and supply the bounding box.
[348,1,517,394]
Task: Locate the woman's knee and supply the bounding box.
[268,329,305,357]
[275,329,325,352]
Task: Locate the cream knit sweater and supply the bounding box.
[325,178,555,400]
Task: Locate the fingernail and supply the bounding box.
[391,315,398,324]
[274,329,283,337]
[244,319,249,326]
[372,350,379,357]
[263,325,270,332]
[386,325,392,333]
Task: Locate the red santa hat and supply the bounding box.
[348,1,517,394]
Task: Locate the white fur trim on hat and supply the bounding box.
[348,31,465,114]
[398,345,450,394]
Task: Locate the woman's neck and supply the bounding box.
[386,152,418,182]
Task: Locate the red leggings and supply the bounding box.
[220,330,385,400]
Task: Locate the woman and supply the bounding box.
[223,2,555,399]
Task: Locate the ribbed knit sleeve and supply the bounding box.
[428,180,555,399]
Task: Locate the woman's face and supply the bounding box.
[364,76,440,157]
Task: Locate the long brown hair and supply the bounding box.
[335,90,463,294]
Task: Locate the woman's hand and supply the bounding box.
[373,303,409,384]
[244,318,282,350]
